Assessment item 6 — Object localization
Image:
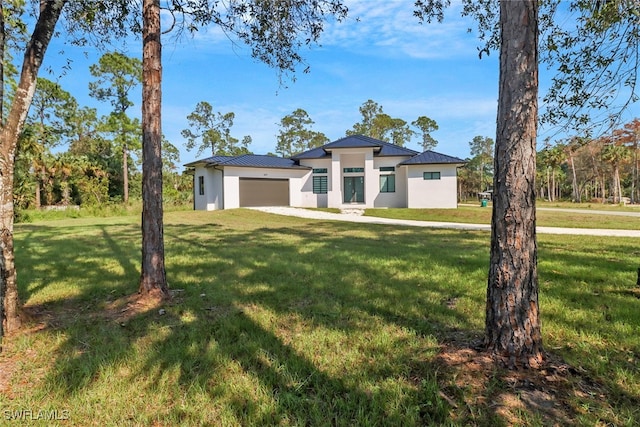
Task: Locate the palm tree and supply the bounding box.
[601,139,630,204]
[538,143,566,201]
[51,154,75,205]
[618,118,640,204]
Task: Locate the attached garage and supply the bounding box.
[239,178,290,207]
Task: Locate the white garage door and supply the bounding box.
[239,178,290,207]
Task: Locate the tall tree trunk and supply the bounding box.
[0,4,7,346]
[633,146,640,203]
[613,165,621,203]
[0,0,66,341]
[41,164,49,204]
[0,1,4,122]
[37,115,47,208]
[632,147,637,204]
[589,151,601,202]
[485,0,543,369]
[34,161,41,208]
[123,143,129,204]
[0,159,17,338]
[139,0,169,298]
[546,167,550,201]
[569,152,579,202]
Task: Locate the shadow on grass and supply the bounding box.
[16,222,141,306]
[12,210,640,425]
[538,236,640,344]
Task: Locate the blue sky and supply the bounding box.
[40,1,639,166]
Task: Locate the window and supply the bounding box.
[343,167,364,173]
[198,176,205,195]
[313,176,328,194]
[313,168,327,194]
[423,171,441,180]
[380,174,395,193]
[380,166,395,172]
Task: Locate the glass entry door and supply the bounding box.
[344,176,364,203]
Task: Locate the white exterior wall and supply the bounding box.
[406,164,459,208]
[299,151,422,209]
[297,158,331,208]
[328,151,342,208]
[363,151,376,208]
[222,166,308,209]
[194,166,224,211]
[373,157,409,208]
[326,148,378,209]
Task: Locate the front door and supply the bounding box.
[344,176,364,203]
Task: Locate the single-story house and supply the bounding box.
[184,134,466,210]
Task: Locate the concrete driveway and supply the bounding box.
[250,207,640,238]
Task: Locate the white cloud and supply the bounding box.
[171,0,483,61]
[319,0,481,59]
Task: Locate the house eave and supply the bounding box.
[220,164,311,171]
[400,161,467,166]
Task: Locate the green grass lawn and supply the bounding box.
[2,209,639,425]
[364,205,640,230]
[535,200,640,211]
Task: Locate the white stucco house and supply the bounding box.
[184,135,466,211]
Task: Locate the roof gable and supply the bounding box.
[377,142,419,157]
[290,146,328,160]
[292,135,418,159]
[323,135,381,149]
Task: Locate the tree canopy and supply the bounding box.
[181,101,251,156]
[276,108,328,157]
[347,99,438,149]
[89,52,142,203]
[417,0,640,135]
[412,116,439,151]
[64,0,349,80]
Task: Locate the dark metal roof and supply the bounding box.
[398,150,466,165]
[184,155,235,167]
[323,135,382,149]
[184,154,309,170]
[184,136,463,169]
[220,154,308,169]
[291,135,418,159]
[290,146,329,160]
[377,142,419,157]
